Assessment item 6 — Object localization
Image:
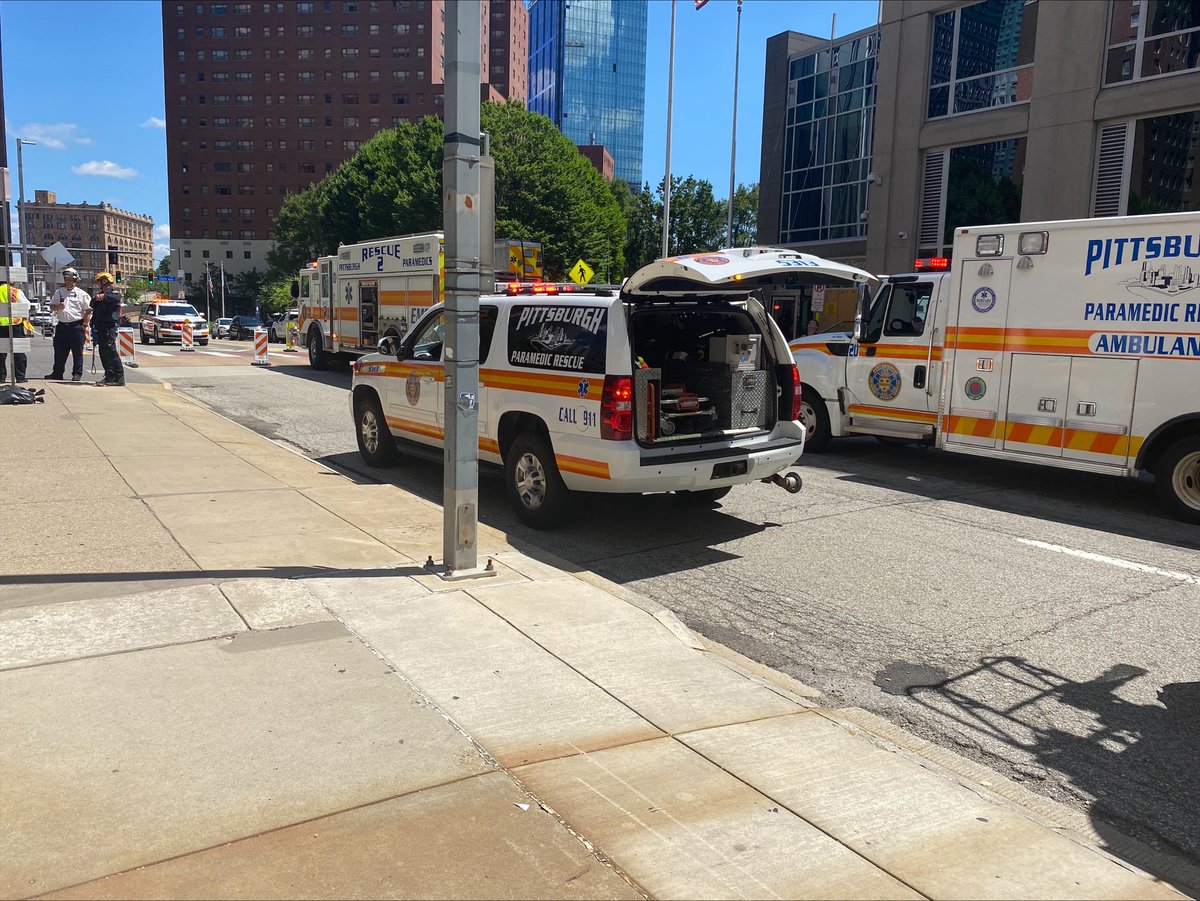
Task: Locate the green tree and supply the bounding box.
[727,182,759,248]
[615,180,660,275]
[156,255,172,275]
[664,175,724,255]
[269,102,625,283]
[944,157,1022,243]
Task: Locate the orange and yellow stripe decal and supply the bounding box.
[942,414,1145,457]
[385,415,442,441]
[848,404,938,425]
[556,453,610,479]
[481,368,603,400]
[943,326,1199,358]
[862,343,945,361]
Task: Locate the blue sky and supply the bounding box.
[2,0,880,265]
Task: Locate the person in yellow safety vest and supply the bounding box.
[0,279,34,383]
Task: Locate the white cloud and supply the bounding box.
[154,224,171,240]
[15,122,92,150]
[141,116,166,129]
[154,243,173,261]
[72,160,140,179]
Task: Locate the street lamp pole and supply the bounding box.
[17,139,37,296]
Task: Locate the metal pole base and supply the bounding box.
[422,556,499,582]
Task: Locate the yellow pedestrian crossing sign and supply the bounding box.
[569,258,595,286]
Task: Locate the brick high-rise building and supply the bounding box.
[163,0,529,286]
[24,191,154,289]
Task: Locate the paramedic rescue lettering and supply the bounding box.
[1084,302,1200,358]
[508,304,608,374]
[1084,233,1200,276]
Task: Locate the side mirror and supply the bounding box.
[377,335,400,357]
[290,281,299,299]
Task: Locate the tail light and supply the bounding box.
[776,363,801,422]
[601,375,633,440]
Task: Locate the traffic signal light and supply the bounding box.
[107,245,118,267]
[147,271,156,284]
[115,271,123,283]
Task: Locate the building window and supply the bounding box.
[212,49,228,60]
[299,117,316,128]
[298,140,316,150]
[342,24,359,36]
[236,95,253,105]
[926,0,1037,119]
[298,93,315,105]
[342,48,359,58]
[393,46,410,58]
[210,26,226,37]
[343,70,360,82]
[297,71,314,83]
[297,25,314,37]
[212,72,228,83]
[369,24,380,36]
[1105,2,1200,85]
[235,49,252,60]
[342,116,359,127]
[344,140,361,151]
[235,26,250,37]
[236,72,252,83]
[393,23,409,35]
[297,1,313,10]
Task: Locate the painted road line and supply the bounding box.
[137,349,173,357]
[198,351,241,358]
[1016,538,1200,585]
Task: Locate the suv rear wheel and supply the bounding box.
[506,432,570,529]
[355,394,398,466]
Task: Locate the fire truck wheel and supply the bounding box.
[506,432,570,529]
[1157,434,1200,524]
[799,387,831,452]
[355,394,398,467]
[308,328,329,370]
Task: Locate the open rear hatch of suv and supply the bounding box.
[621,248,873,448]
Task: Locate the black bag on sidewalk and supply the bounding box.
[0,385,45,405]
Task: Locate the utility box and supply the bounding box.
[709,334,760,371]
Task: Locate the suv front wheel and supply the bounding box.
[506,432,570,529]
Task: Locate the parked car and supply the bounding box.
[227,315,263,340]
[28,306,55,332]
[214,317,233,338]
[269,310,299,343]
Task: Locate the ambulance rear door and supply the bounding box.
[944,259,1013,449]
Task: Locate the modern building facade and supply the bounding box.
[759,0,1200,324]
[163,0,529,285]
[24,191,154,287]
[527,0,647,187]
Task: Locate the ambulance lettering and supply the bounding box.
[1084,233,1200,276]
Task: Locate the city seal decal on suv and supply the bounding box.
[508,304,607,373]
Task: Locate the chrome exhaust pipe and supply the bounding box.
[762,470,803,494]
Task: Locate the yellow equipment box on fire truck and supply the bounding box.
[295,232,444,370]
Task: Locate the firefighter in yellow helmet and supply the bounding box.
[90,272,125,386]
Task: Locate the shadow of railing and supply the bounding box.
[876,655,1200,893]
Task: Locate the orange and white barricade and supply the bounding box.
[180,319,195,352]
[252,327,271,366]
[117,327,139,368]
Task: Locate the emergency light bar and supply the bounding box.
[914,257,950,271]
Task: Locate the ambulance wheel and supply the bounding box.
[308,328,329,370]
[799,388,831,452]
[1157,435,1200,524]
[677,486,732,504]
[355,394,397,467]
[506,432,570,529]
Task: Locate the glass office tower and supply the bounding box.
[528,0,647,187]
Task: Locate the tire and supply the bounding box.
[154,328,164,346]
[139,326,149,345]
[677,486,732,504]
[355,394,398,467]
[506,431,571,529]
[799,387,832,452]
[308,328,329,370]
[1155,435,1200,524]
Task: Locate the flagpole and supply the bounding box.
[220,262,226,319]
[661,0,677,258]
[725,0,743,247]
[205,261,212,321]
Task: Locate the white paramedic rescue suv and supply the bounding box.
[789,211,1200,523]
[350,246,873,527]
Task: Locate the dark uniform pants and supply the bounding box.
[51,320,86,379]
[0,323,27,382]
[96,325,124,382]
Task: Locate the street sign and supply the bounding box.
[569,258,594,286]
[811,283,826,312]
[41,241,74,270]
[177,291,186,300]
[159,275,177,281]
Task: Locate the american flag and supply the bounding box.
[206,269,214,297]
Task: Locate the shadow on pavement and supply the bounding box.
[878,654,1200,894]
[801,440,1199,552]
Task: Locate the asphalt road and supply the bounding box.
[17,335,1200,875]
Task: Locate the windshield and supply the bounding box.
[160,305,200,317]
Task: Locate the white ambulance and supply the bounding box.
[350,247,873,528]
[295,232,443,369]
[790,211,1200,523]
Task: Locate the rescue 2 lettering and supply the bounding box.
[1084,234,1200,276]
[1083,302,1200,322]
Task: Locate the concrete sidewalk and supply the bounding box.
[0,382,1193,900]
